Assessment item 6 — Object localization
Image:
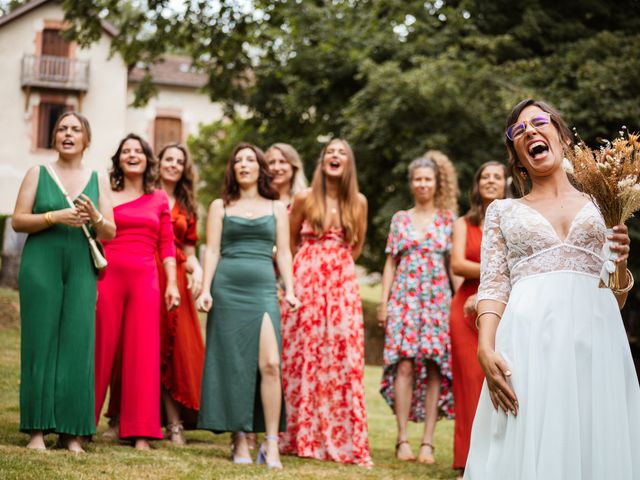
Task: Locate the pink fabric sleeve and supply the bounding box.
[384,211,402,257]
[444,210,454,252]
[157,191,176,260]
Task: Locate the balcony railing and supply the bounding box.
[21,54,89,91]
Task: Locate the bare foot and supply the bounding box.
[65,436,85,453]
[134,438,151,450]
[395,440,416,461]
[417,442,436,465]
[26,431,46,451]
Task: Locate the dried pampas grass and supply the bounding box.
[565,127,640,289]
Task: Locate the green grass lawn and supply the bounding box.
[359,283,381,304]
[0,287,457,479]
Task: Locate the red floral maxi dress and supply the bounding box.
[380,210,455,421]
[280,221,373,467]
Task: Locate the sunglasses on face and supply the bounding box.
[506,112,552,141]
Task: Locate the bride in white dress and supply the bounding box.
[465,99,640,480]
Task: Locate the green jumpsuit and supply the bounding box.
[19,166,98,436]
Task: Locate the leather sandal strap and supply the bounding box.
[420,442,435,451]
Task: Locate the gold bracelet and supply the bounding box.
[93,213,105,227]
[612,268,634,295]
[475,310,502,330]
[44,211,54,226]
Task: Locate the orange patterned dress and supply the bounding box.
[449,218,483,468]
[158,203,205,426]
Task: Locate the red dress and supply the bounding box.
[158,203,205,426]
[280,221,372,467]
[449,218,484,469]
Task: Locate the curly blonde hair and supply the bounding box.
[408,150,459,214]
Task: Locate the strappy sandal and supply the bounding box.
[256,434,283,469]
[230,432,252,464]
[417,442,436,464]
[167,422,185,446]
[395,439,416,461]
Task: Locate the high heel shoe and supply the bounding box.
[230,432,252,464]
[256,434,283,469]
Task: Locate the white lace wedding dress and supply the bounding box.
[464,198,640,480]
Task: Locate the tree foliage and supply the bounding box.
[62,0,640,270]
[0,0,27,15]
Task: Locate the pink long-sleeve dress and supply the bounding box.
[94,190,175,439]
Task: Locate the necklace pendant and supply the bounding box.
[245,211,254,218]
[331,207,337,214]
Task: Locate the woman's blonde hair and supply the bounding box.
[305,138,363,245]
[266,143,308,195]
[408,150,459,213]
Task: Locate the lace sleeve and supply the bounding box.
[477,201,511,305]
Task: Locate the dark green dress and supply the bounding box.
[198,211,285,433]
[19,166,98,436]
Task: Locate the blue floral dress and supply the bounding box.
[380,210,455,421]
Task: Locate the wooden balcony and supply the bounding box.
[21,54,89,91]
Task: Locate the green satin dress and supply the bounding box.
[19,166,98,436]
[198,211,285,433]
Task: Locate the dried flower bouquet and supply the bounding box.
[564,128,640,289]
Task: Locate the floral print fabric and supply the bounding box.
[280,221,372,467]
[380,210,455,421]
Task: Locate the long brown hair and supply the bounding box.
[157,143,198,217]
[222,142,278,205]
[304,138,363,245]
[505,98,573,196]
[110,133,157,194]
[465,161,509,226]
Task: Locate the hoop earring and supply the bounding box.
[519,167,528,179]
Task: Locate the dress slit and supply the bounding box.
[198,213,285,434]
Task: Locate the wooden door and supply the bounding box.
[40,29,70,80]
[154,117,182,154]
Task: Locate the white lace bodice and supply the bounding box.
[477,198,606,305]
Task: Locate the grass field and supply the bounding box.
[0,287,458,479]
